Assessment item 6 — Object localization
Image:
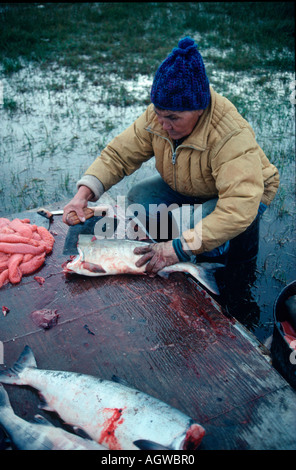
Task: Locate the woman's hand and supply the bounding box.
[134,240,179,275]
[63,186,94,225]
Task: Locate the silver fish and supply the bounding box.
[0,346,205,451]
[64,236,222,295]
[0,384,106,450]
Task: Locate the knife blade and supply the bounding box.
[37,208,64,219]
[63,216,117,255]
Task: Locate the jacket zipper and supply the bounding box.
[145,127,205,191]
[172,150,177,165]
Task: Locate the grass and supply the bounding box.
[0,2,294,214]
[3,96,17,111]
[0,3,294,112]
[0,3,294,80]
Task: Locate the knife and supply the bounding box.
[62,216,109,255]
[37,208,63,219]
[62,208,155,256]
[37,205,109,225]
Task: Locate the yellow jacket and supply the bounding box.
[84,87,279,254]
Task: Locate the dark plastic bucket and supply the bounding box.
[270,280,296,389]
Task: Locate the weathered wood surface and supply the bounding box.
[0,214,295,450]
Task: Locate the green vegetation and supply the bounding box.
[0,2,294,80]
[0,5,294,174]
[0,2,294,214]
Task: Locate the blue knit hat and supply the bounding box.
[151,36,210,111]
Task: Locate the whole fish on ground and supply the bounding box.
[0,384,106,450]
[63,235,222,295]
[0,346,205,450]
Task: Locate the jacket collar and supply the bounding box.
[145,87,216,151]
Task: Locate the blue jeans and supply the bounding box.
[127,175,266,262]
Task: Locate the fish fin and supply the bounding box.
[134,439,170,450]
[37,394,55,412]
[0,345,37,385]
[81,261,106,273]
[111,375,143,393]
[157,270,169,279]
[111,375,142,391]
[0,384,11,409]
[111,375,133,388]
[161,262,223,295]
[198,262,225,271]
[33,414,55,426]
[195,263,222,295]
[73,426,94,440]
[198,271,219,295]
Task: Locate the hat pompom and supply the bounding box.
[172,36,197,57]
[178,36,195,50]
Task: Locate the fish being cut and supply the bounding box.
[0,346,205,450]
[0,384,106,450]
[63,235,222,295]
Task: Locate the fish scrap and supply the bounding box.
[30,309,59,330]
[0,346,205,450]
[34,276,45,286]
[2,306,9,317]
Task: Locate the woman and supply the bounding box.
[63,37,279,275]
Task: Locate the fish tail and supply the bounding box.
[160,262,224,295]
[0,345,37,385]
[191,262,221,295]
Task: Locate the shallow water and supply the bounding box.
[0,63,151,212]
[0,60,295,344]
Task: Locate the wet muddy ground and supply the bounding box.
[0,3,295,345]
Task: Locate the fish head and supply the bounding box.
[181,423,205,450]
[137,422,206,451]
[134,422,205,451]
[63,249,84,274]
[63,248,107,276]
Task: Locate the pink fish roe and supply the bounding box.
[0,217,55,288]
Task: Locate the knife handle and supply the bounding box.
[67,207,95,225]
[37,208,54,219]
